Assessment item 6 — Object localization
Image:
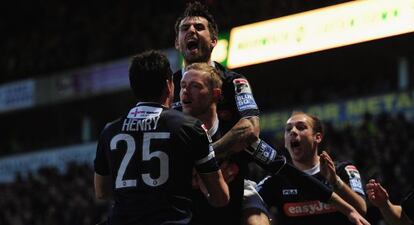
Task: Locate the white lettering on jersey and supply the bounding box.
[122,116,160,132]
[282,189,298,195]
[233,78,258,111]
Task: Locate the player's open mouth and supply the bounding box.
[182,100,192,104]
[187,40,199,51]
[291,140,300,148]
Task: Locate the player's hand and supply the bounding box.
[365,179,389,208]
[319,151,337,185]
[347,210,371,225]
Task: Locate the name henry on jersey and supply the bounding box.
[122,117,160,132]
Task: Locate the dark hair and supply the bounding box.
[129,50,172,101]
[174,1,218,40]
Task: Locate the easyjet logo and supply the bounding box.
[283,201,337,217]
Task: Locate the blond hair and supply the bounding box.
[185,63,222,90]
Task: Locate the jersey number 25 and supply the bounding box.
[110,132,170,189]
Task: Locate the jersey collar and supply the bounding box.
[303,163,321,175]
[208,113,219,137]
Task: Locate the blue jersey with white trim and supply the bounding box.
[94,102,219,225]
[257,161,365,225]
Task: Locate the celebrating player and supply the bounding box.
[94,50,229,225]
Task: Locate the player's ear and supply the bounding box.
[210,37,217,49]
[314,132,322,144]
[167,79,174,95]
[212,88,221,102]
[175,38,180,50]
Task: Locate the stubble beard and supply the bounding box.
[183,43,212,64]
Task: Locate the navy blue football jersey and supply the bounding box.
[173,62,260,225]
[257,161,365,225]
[94,102,219,225]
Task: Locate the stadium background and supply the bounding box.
[1,0,413,224]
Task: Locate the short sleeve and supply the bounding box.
[337,162,365,196]
[231,75,260,118]
[187,121,219,174]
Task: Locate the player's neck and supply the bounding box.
[196,106,217,131]
[293,155,320,171]
[184,59,215,69]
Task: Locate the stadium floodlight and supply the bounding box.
[227,0,414,68]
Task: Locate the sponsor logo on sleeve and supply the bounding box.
[283,201,337,217]
[233,78,258,111]
[345,165,364,194]
[233,78,251,94]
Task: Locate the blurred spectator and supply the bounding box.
[0,163,109,225]
[1,0,351,84]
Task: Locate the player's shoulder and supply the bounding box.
[335,160,358,171]
[101,117,123,134]
[214,62,245,80]
[162,108,202,129]
[257,174,282,189]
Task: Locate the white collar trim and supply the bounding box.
[303,163,320,175]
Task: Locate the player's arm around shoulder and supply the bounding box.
[212,116,260,156]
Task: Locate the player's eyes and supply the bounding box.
[296,124,307,131]
[179,25,189,31]
[194,24,205,31]
[285,126,292,132]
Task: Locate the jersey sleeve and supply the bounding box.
[256,175,279,207]
[229,74,260,118]
[94,129,110,176]
[187,121,220,174]
[401,189,414,221]
[336,161,365,196]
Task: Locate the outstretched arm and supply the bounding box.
[320,151,367,215]
[329,192,370,225]
[366,179,412,225]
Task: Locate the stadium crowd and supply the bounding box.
[2,0,351,84]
